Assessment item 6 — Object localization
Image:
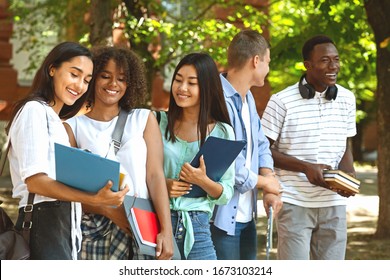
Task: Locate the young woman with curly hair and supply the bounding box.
[64,46,173,260]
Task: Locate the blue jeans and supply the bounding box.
[211,219,257,260]
[171,210,216,260]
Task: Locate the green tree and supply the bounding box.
[10,1,376,119]
[267,0,376,161]
[10,0,89,73]
[118,0,268,98]
[364,0,390,239]
[9,0,388,239]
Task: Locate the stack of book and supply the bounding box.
[323,170,360,195]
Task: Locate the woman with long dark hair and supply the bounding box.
[64,46,173,260]
[158,52,235,259]
[6,42,128,260]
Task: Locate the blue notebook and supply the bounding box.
[184,136,246,198]
[54,143,120,193]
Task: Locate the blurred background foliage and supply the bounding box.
[9,0,377,124]
[7,0,390,240]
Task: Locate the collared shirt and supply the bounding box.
[262,82,357,208]
[212,73,274,236]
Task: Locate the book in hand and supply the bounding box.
[184,136,246,198]
[54,143,121,193]
[323,169,360,195]
[123,195,181,260]
[130,207,160,247]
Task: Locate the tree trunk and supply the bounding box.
[64,0,89,42]
[123,0,158,105]
[89,0,113,46]
[364,0,390,238]
[352,121,363,162]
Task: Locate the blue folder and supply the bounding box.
[54,143,120,193]
[184,136,246,198]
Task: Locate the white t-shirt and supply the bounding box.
[262,82,357,208]
[236,97,253,223]
[8,100,81,259]
[66,109,150,198]
[9,101,70,206]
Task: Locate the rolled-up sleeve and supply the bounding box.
[11,102,50,182]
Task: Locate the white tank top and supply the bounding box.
[66,109,150,198]
[236,97,254,223]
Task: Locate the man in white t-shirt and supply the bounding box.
[262,35,357,260]
[211,29,282,260]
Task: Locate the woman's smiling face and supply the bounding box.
[94,59,128,106]
[50,55,93,113]
[171,64,200,110]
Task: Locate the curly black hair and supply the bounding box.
[302,35,335,61]
[87,45,147,111]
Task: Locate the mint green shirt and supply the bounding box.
[158,112,235,257]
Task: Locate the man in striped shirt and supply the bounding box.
[262,35,357,260]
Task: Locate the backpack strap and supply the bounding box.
[1,103,49,243]
[21,192,35,244]
[112,109,129,155]
[0,139,10,176]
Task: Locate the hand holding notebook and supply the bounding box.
[183,136,246,198]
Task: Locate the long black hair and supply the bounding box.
[6,41,92,133]
[166,52,231,146]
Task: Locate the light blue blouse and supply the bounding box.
[158,112,235,257]
[212,73,274,236]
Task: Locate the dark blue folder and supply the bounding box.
[54,143,120,193]
[184,136,246,198]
